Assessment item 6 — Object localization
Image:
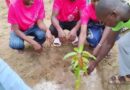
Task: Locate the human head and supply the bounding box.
[96,0,130,27]
[23,0,34,6]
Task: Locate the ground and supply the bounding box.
[0,0,130,90]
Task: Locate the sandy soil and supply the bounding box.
[1,0,130,90]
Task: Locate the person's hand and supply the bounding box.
[46,30,53,41]
[58,30,66,43]
[32,41,42,53]
[68,28,77,42]
[88,60,98,75]
[44,30,53,47]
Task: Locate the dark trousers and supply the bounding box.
[49,21,80,37]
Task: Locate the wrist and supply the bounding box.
[98,43,102,47]
[30,39,37,45]
[45,29,49,32]
[57,27,63,32]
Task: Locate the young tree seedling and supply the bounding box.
[63,45,96,90]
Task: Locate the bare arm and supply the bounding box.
[94,29,119,65]
[78,24,87,47]
[72,21,81,32]
[93,26,111,56]
[88,29,119,74]
[37,19,48,32]
[37,19,52,40]
[68,21,81,42]
[51,10,62,32]
[51,10,66,42]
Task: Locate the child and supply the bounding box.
[78,0,105,48]
[88,0,130,84]
[50,0,86,45]
[8,0,52,52]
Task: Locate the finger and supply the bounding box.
[63,37,66,42]
[35,48,42,53]
[87,68,91,75]
[59,37,64,43]
[69,36,74,42]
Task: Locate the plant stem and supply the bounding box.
[79,57,83,68]
[75,75,81,90]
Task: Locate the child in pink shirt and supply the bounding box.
[8,0,52,52]
[50,0,86,43]
[78,0,105,48]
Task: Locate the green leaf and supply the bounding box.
[74,47,79,52]
[63,52,77,60]
[82,66,87,73]
[74,67,80,78]
[71,59,76,64]
[72,55,78,61]
[82,57,89,64]
[82,51,91,56]
[78,45,84,53]
[82,51,89,58]
[89,56,96,60]
[82,51,96,60]
[72,60,78,69]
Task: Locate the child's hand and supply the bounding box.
[46,30,53,40]
[68,29,77,42]
[32,42,42,53]
[45,30,54,47]
[58,30,66,43]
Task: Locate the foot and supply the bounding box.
[109,75,130,84]
[53,38,62,47]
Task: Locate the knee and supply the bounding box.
[9,40,24,50]
[36,30,46,40]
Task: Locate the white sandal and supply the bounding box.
[53,38,62,47]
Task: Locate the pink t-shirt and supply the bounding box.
[81,3,99,24]
[8,0,45,31]
[53,0,86,22]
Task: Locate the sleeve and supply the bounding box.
[52,0,61,12]
[80,6,90,25]
[37,0,45,20]
[79,0,90,25]
[79,0,87,11]
[8,5,18,24]
[112,21,123,32]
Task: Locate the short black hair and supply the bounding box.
[96,0,130,20]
